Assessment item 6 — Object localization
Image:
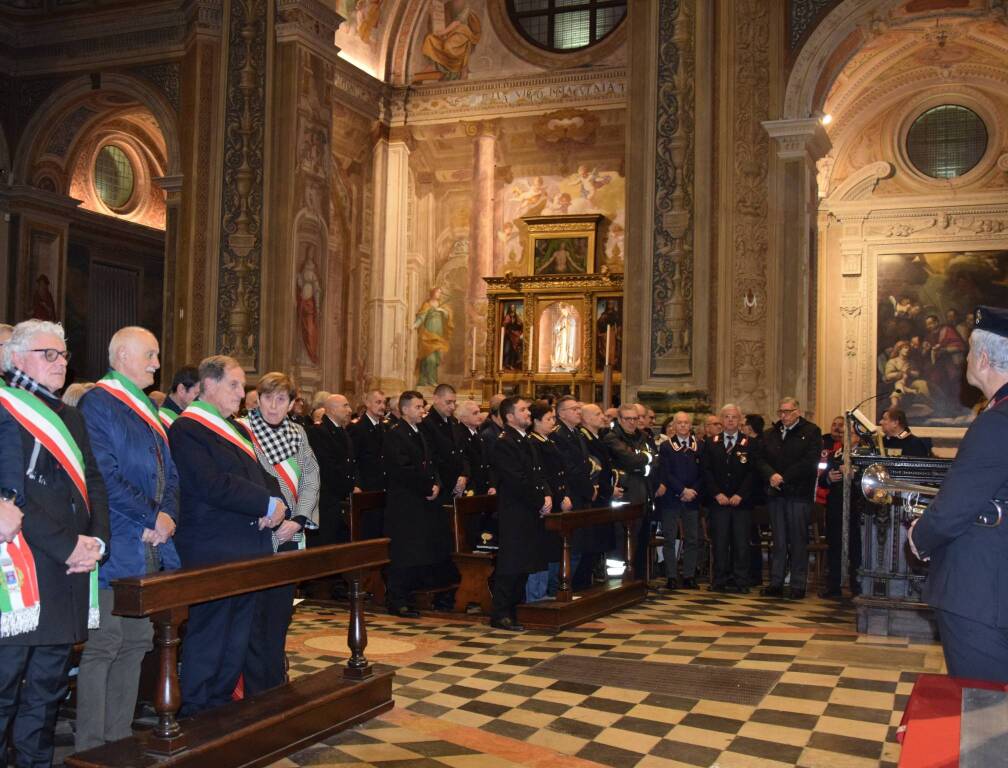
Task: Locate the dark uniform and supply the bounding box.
[550,422,596,586]
[912,357,1008,682]
[490,426,552,623]
[306,416,359,545]
[529,431,566,581]
[882,431,930,458]
[603,421,651,573]
[581,425,616,576]
[818,434,861,597]
[458,422,494,495]
[381,420,445,613]
[656,434,704,586]
[347,414,386,491]
[758,416,822,597]
[703,432,758,590]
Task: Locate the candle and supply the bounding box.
[605,324,612,367]
[499,325,505,369]
[528,318,534,370]
[471,327,477,371]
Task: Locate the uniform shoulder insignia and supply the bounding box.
[713,434,722,443]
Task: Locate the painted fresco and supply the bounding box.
[875,250,1008,427]
[335,0,394,77]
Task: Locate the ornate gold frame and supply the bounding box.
[522,214,602,276]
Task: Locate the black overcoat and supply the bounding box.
[490,426,552,575]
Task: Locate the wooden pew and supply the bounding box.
[517,502,646,632]
[451,494,496,614]
[348,491,387,607]
[65,541,393,768]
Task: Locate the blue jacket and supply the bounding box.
[79,386,181,586]
[656,435,703,512]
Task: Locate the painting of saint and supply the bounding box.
[534,237,589,275]
[414,286,453,386]
[420,0,481,81]
[537,302,581,373]
[595,297,622,371]
[500,300,524,372]
[296,245,322,365]
[875,250,1008,427]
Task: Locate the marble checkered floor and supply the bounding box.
[267,587,946,768]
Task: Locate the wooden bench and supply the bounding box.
[347,491,387,607]
[65,540,393,768]
[517,502,647,632]
[451,494,496,614]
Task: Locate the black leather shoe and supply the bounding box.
[665,578,679,590]
[760,585,784,597]
[392,606,420,618]
[682,578,699,589]
[788,588,806,600]
[490,618,525,632]
[818,587,842,599]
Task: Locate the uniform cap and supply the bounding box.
[974,306,1008,339]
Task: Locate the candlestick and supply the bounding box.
[499,326,505,369]
[471,327,477,372]
[605,324,612,367]
[528,318,534,371]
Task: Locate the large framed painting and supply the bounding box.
[522,214,601,276]
[875,250,1008,428]
[534,298,584,374]
[594,295,622,372]
[498,298,525,372]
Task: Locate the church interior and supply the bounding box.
[4,0,1008,766]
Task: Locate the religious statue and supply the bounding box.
[31,274,57,321]
[595,298,622,371]
[414,286,453,386]
[421,0,481,81]
[550,302,580,373]
[297,246,322,364]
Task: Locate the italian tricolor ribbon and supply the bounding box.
[180,400,256,460]
[158,407,178,428]
[0,379,99,635]
[96,370,169,444]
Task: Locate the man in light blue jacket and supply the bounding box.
[77,326,180,751]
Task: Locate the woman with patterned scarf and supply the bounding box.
[243,371,320,687]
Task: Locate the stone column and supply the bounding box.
[763,117,831,411]
[171,0,224,366]
[366,126,412,392]
[154,174,183,379]
[466,119,497,374]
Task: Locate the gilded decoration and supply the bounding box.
[216,0,267,370]
[650,0,695,376]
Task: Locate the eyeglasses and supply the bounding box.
[31,348,71,363]
[777,408,798,415]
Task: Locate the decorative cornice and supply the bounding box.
[388,67,627,125]
[484,272,623,294]
[275,0,343,62]
[332,57,386,120]
[762,117,831,162]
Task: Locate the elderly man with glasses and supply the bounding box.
[756,397,822,600]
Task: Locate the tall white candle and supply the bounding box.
[528,317,534,370]
[471,327,477,371]
[605,324,612,367]
[499,324,505,368]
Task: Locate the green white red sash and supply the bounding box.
[0,379,99,635]
[180,400,256,460]
[0,535,40,638]
[0,380,89,509]
[96,370,169,444]
[158,407,178,428]
[241,424,302,502]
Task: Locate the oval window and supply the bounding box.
[94,145,135,209]
[906,105,988,180]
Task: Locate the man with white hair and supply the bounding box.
[347,388,387,492]
[75,326,180,751]
[757,396,821,600]
[307,393,361,547]
[0,322,13,351]
[0,320,109,766]
[909,306,1008,682]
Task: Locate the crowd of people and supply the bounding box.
[0,317,946,765]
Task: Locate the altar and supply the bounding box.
[481,214,624,403]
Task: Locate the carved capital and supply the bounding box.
[763,118,831,163]
[185,0,223,37]
[463,119,500,140]
[275,0,343,61]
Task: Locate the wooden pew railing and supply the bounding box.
[347,491,387,607]
[66,540,391,767]
[451,494,497,614]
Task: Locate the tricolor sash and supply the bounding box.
[158,407,179,428]
[274,456,302,502]
[180,401,256,460]
[96,370,169,444]
[0,379,99,634]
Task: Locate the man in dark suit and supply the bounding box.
[456,399,495,495]
[909,306,1008,682]
[382,391,442,617]
[0,320,110,767]
[656,412,704,589]
[879,408,930,457]
[490,396,552,631]
[307,393,360,546]
[479,393,505,453]
[169,355,286,715]
[704,404,758,593]
[550,396,594,586]
[347,389,387,492]
[757,397,822,600]
[580,403,619,581]
[603,403,652,574]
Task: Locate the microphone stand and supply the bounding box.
[841,391,885,598]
